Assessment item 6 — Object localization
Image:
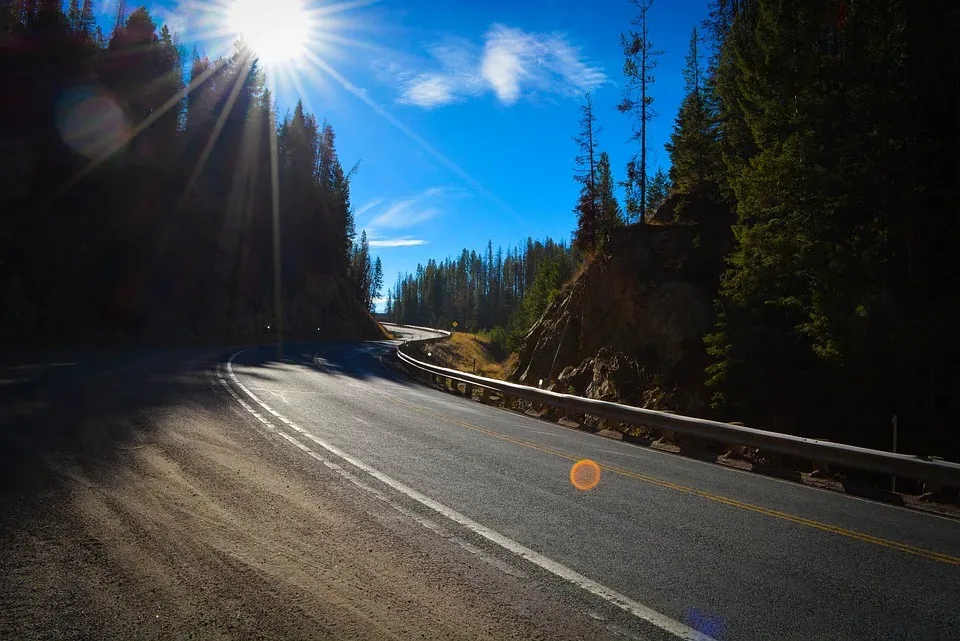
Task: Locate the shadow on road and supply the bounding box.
[0,339,417,529]
[234,340,418,388]
[0,348,224,508]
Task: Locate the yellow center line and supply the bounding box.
[393,398,960,566]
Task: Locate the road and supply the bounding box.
[227,326,960,640]
[3,331,959,639]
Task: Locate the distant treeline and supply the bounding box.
[1,3,375,347]
[386,238,577,348]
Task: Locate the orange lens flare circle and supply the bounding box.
[570,459,602,491]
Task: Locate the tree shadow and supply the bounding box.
[233,341,417,388]
[0,339,418,523]
[0,348,226,499]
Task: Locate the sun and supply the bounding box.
[226,0,313,65]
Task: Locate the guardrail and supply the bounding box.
[382,322,450,339]
[389,327,960,488]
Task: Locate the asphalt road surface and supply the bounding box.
[2,329,958,640]
[228,327,960,640]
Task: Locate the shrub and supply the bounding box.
[487,325,509,350]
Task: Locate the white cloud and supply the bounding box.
[482,26,529,104]
[368,187,447,229]
[369,238,429,248]
[546,36,609,94]
[354,197,384,219]
[382,24,606,108]
[400,74,460,108]
[361,187,462,249]
[369,199,414,228]
[393,39,484,108]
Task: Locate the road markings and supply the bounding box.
[224,351,713,641]
[390,399,960,567]
[241,386,321,394]
[217,364,528,580]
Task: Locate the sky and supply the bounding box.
[100,0,713,307]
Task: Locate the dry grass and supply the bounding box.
[427,332,517,380]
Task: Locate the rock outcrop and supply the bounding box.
[511,208,730,416]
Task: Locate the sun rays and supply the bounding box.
[60,0,513,227]
[225,0,313,66]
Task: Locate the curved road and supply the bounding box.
[222,327,960,641]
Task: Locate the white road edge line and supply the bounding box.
[215,363,526,579]
[224,348,712,641]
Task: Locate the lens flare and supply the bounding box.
[570,459,601,491]
[56,88,130,160]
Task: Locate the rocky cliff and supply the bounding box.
[511,201,730,416]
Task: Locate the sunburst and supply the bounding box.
[225,0,314,66]
[180,0,377,88]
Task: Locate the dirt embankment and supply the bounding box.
[405,332,516,380]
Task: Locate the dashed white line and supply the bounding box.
[223,349,713,641]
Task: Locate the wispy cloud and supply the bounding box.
[482,26,530,104]
[368,187,447,229]
[354,197,385,219]
[372,206,441,229]
[369,238,429,247]
[401,74,460,108]
[362,187,462,249]
[381,25,606,109]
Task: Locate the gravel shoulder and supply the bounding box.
[0,351,623,640]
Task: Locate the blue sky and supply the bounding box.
[105,0,712,304]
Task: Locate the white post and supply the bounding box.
[891,414,898,492]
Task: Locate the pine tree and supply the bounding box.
[79,0,94,38]
[595,151,622,249]
[350,230,372,308]
[103,7,180,134]
[185,50,213,134]
[645,167,670,219]
[0,9,379,348]
[572,93,600,253]
[617,0,662,224]
[706,0,830,422]
[369,257,383,312]
[664,27,721,194]
[318,121,354,274]
[19,0,38,24]
[67,0,79,31]
[0,2,17,28]
[703,0,960,457]
[156,24,183,139]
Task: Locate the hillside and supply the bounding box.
[511,208,729,417]
[404,332,516,380]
